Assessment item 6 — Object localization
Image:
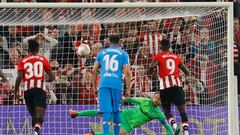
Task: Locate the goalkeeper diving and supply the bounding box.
[69,92,179,135]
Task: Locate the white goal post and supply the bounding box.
[0,2,237,135]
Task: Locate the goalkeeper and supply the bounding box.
[69,92,179,135]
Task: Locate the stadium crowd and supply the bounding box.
[0,1,239,106]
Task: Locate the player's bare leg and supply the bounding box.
[33,107,46,135]
[176,104,189,135]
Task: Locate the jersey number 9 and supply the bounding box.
[166,59,175,74]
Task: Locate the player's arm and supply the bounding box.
[156,109,174,135]
[43,58,55,82]
[123,64,131,99]
[46,70,55,82]
[92,61,99,92]
[14,70,23,98]
[15,59,24,98]
[179,64,190,76]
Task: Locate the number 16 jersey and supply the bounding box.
[17,54,52,91]
[153,52,183,90]
[96,46,129,90]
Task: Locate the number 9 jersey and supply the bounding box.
[17,54,52,91]
[96,46,129,90]
[153,52,183,90]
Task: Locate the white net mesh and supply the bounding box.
[0,5,230,135]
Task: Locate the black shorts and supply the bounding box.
[24,88,47,111]
[160,86,185,106]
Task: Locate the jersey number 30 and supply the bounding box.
[24,62,43,79]
[103,55,119,72]
[166,59,176,74]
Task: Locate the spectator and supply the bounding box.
[70,70,82,105]
[137,20,166,55]
[4,26,22,48]
[135,40,153,68]
[9,48,21,69]
[215,46,228,105]
[131,66,152,97]
[122,24,140,65]
[79,68,97,104]
[49,26,60,40]
[234,18,240,45]
[52,24,81,68]
[196,27,217,60]
[169,23,182,53]
[23,32,58,59]
[0,37,12,69]
[0,82,13,105]
[188,55,217,104]
[183,73,205,105]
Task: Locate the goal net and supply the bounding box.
[0,3,236,135]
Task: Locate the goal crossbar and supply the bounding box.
[0,2,237,135]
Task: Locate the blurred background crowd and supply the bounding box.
[0,0,239,107]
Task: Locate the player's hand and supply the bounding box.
[125,90,131,100]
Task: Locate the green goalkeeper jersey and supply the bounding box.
[122,98,170,130]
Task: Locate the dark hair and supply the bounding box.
[28,39,39,53]
[109,34,120,44]
[160,39,170,49]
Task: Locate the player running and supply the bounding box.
[69,92,177,135]
[92,34,131,135]
[149,39,190,135]
[15,39,55,135]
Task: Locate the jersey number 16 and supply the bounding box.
[103,54,119,72]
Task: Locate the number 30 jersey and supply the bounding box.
[17,54,52,91]
[96,46,129,90]
[153,52,183,90]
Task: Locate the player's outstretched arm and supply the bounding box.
[156,110,175,135]
[69,109,100,118]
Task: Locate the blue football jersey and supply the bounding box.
[96,45,129,90]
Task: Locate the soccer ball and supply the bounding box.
[76,43,91,57]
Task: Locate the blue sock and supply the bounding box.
[102,112,111,135]
[113,112,121,135]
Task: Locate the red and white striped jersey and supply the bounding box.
[153,52,183,90]
[17,54,52,91]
